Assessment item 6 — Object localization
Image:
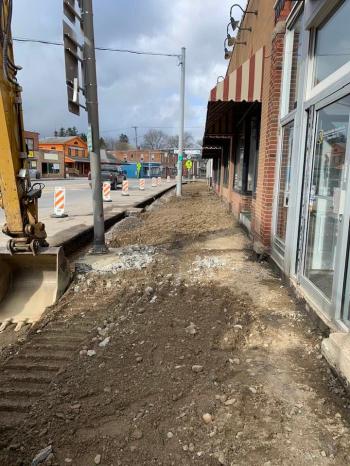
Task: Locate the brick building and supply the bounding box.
[109,149,177,168]
[203,0,294,250]
[24,130,40,155]
[204,0,350,336]
[39,136,89,176]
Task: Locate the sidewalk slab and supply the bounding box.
[0,182,176,253]
[55,183,177,254]
[322,333,350,386]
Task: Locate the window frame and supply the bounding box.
[233,121,247,193]
[307,0,350,102]
[272,7,304,260]
[232,115,260,195]
[280,5,304,119]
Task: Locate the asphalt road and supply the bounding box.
[0,177,174,247]
[0,177,145,224]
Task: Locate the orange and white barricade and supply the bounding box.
[52,187,68,218]
[102,182,112,202]
[151,177,157,187]
[166,175,171,183]
[157,177,161,186]
[122,179,129,196]
[139,178,145,191]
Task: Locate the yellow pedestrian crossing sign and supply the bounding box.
[185,160,193,170]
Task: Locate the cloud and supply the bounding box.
[12,0,245,143]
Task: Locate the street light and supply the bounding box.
[227,21,251,46]
[217,76,225,83]
[224,38,232,60]
[229,3,258,16]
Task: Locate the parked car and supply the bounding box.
[88,164,126,190]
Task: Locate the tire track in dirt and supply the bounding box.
[0,305,99,448]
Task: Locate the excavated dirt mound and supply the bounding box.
[1,183,350,465]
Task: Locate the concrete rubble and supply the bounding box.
[75,245,157,274]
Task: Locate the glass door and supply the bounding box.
[301,95,350,320]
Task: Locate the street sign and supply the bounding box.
[63,0,77,23]
[178,154,183,162]
[186,154,192,160]
[63,20,81,115]
[185,160,193,170]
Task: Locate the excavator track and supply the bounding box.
[0,311,98,446]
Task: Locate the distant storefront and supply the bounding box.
[39,136,89,177]
[120,162,162,179]
[34,151,65,178]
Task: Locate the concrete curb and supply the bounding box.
[60,184,176,256]
[322,333,350,389]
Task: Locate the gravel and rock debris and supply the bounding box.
[1,183,350,465]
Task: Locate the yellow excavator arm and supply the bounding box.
[0,0,47,254]
[0,0,70,332]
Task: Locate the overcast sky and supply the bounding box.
[12,0,244,144]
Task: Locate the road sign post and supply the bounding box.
[176,47,186,197]
[63,0,107,254]
[81,0,107,254]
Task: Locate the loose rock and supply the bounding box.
[192,364,203,373]
[99,337,110,348]
[185,322,198,335]
[202,413,213,424]
[31,445,53,466]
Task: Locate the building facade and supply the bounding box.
[203,0,291,247]
[39,136,89,176]
[110,149,177,178]
[204,0,350,332]
[110,149,177,166]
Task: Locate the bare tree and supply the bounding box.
[166,132,195,149]
[142,129,167,149]
[104,135,133,151]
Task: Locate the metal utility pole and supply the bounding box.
[82,0,107,253]
[176,47,186,197]
[133,126,138,149]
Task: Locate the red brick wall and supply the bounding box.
[252,22,286,248]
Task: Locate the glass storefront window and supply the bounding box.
[304,95,350,300]
[314,1,350,86]
[247,118,259,193]
[233,126,245,191]
[233,118,259,193]
[276,121,294,243]
[25,138,34,151]
[223,149,229,187]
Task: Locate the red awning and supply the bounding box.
[65,156,74,163]
[209,47,264,103]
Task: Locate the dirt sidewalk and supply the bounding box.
[1,183,350,465]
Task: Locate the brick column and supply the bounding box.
[253,21,286,250]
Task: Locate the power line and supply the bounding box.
[100,126,202,134]
[12,37,180,58]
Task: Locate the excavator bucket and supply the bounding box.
[0,247,71,331]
